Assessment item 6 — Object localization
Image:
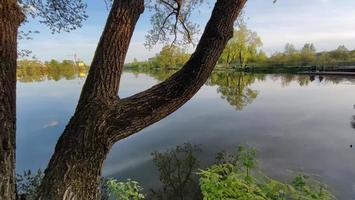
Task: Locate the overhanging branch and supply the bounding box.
[107,0,248,142]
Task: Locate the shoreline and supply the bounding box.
[298,71,355,76]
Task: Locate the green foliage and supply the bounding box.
[127,36,355,71]
[330,45,350,61]
[199,146,336,200]
[16,145,336,200]
[267,43,317,67]
[219,25,263,68]
[300,43,317,65]
[126,45,190,70]
[15,170,145,200]
[237,146,256,180]
[17,59,89,82]
[199,164,268,200]
[105,178,145,200]
[152,45,190,69]
[16,170,44,200]
[267,43,355,69]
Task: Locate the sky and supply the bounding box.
[19,0,355,64]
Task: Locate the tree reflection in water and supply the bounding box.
[17,59,89,82]
[207,71,264,110]
[147,144,202,200]
[17,63,355,113]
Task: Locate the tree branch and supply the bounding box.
[106,0,247,142]
[77,0,144,107]
[158,11,176,40]
[160,0,176,10]
[179,16,192,43]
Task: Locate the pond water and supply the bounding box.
[17,69,355,199]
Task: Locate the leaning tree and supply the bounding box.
[0,0,247,199]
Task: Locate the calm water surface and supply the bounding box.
[17,71,355,199]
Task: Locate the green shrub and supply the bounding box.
[105,178,145,200]
[199,146,336,200]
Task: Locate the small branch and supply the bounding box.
[158,11,176,40]
[179,17,192,43]
[159,0,176,10]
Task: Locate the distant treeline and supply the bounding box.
[125,25,355,73]
[17,59,89,82]
[125,45,190,70]
[126,43,355,73]
[251,44,355,69]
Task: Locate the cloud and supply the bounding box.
[42,120,59,128]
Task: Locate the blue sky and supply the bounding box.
[19,0,355,64]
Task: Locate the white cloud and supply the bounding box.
[42,120,59,128]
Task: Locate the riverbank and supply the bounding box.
[235,65,355,74]
[298,71,355,76]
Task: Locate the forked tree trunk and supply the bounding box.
[0,1,24,199]
[38,0,247,199]
[37,1,145,199]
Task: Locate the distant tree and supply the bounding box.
[153,45,190,69]
[219,25,263,68]
[284,43,297,55]
[300,43,316,66]
[317,52,333,67]
[330,45,350,61]
[268,52,286,66]
[17,59,46,82]
[283,43,301,66]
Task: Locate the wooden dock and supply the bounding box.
[298,71,355,76]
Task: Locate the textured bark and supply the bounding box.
[77,0,144,104]
[38,0,246,199]
[0,1,24,199]
[106,0,247,143]
[37,0,145,199]
[37,104,115,200]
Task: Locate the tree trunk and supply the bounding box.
[38,0,247,199]
[37,105,114,199]
[37,0,145,199]
[0,1,24,199]
[239,50,243,68]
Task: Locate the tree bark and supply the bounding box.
[37,0,145,199]
[0,1,24,199]
[106,0,247,142]
[38,0,246,199]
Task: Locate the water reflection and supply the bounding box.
[352,105,355,130]
[147,144,202,200]
[207,72,264,110]
[16,67,355,199]
[17,60,89,82]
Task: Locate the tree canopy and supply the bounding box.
[219,25,263,68]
